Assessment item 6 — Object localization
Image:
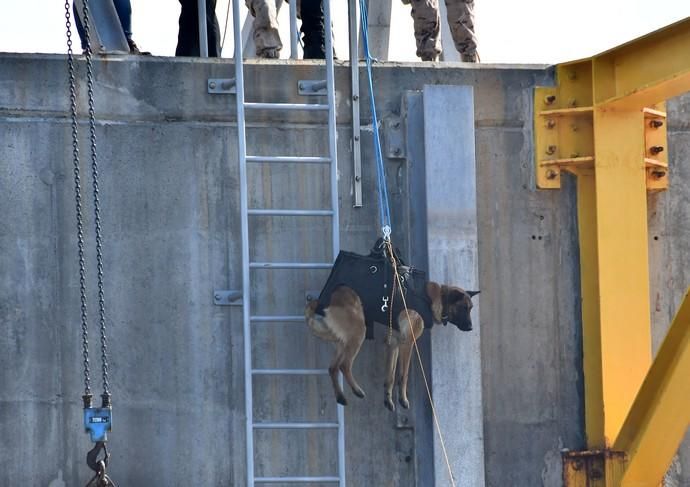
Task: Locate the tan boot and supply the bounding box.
[461,52,478,63]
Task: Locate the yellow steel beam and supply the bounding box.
[591,107,652,446]
[575,170,605,446]
[615,288,690,487]
[532,16,690,484]
[593,17,690,109]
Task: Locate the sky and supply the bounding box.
[0,0,687,64]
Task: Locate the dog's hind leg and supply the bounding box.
[384,343,399,411]
[397,340,413,409]
[340,329,366,399]
[329,342,348,406]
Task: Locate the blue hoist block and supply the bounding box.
[84,407,112,442]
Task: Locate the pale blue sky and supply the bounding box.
[0,0,687,63]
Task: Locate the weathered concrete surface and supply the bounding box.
[649,96,690,487]
[1,52,687,486]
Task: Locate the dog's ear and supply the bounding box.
[467,290,480,298]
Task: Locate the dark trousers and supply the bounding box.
[74,0,132,49]
[176,0,221,57]
[300,0,325,59]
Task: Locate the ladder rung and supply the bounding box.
[252,369,328,375]
[256,476,340,483]
[248,209,334,217]
[251,315,304,322]
[250,262,332,269]
[244,102,329,111]
[253,422,339,429]
[246,156,331,164]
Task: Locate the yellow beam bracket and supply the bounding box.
[535,69,669,191]
[563,450,627,487]
[534,16,690,487]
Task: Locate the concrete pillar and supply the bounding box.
[362,0,392,60]
[423,84,485,486]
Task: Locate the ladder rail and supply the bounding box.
[323,1,346,484]
[231,0,254,484]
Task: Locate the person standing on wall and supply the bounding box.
[245,0,327,59]
[405,0,478,62]
[176,0,222,57]
[73,0,148,54]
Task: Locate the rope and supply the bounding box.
[385,241,457,487]
[220,0,231,56]
[357,4,456,481]
[359,0,391,239]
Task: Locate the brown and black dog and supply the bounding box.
[305,281,478,411]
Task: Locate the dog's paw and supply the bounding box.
[384,397,396,412]
[352,387,366,399]
[398,397,410,409]
[336,394,348,406]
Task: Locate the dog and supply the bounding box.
[305,280,478,411]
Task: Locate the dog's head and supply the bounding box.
[442,286,479,332]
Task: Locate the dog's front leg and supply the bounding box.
[384,342,399,411]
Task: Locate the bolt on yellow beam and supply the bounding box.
[616,287,690,487]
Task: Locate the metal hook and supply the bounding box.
[381,295,389,312]
[85,454,118,487]
[87,441,109,473]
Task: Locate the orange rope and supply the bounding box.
[384,240,456,487]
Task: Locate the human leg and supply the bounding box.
[245,0,282,58]
[300,0,325,59]
[409,0,441,61]
[112,0,132,39]
[176,0,221,57]
[445,0,478,61]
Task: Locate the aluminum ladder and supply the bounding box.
[230,1,345,485]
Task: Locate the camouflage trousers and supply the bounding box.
[406,0,477,61]
[245,0,283,58]
[245,0,327,59]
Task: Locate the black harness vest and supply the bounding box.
[315,241,434,339]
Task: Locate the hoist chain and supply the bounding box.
[81,0,111,399]
[65,0,92,398]
[65,5,115,485]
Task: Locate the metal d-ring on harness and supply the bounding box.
[65,1,117,486]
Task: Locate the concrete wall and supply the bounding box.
[0,53,688,486]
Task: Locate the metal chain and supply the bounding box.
[65,0,92,398]
[81,0,111,398]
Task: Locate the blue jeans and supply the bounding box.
[74,0,132,49]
